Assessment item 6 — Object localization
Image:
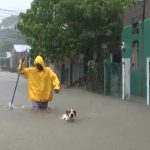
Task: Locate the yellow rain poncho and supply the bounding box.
[18,56,60,102]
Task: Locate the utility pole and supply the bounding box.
[141,0,146,96]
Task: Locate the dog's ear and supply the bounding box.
[66,110,70,115]
[73,110,76,116]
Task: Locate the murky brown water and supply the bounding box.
[0,72,150,150]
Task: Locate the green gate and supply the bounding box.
[104,61,122,97]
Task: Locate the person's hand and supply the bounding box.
[19,57,25,66]
[18,57,25,71]
[54,89,59,93]
[20,57,25,64]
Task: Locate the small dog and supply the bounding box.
[61,108,77,121]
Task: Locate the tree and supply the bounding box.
[17,0,136,62]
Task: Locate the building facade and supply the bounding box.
[11,44,31,71]
[122,0,150,97]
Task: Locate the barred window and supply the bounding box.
[132,22,139,35]
[132,41,138,70]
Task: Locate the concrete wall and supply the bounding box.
[122,18,150,96]
[124,0,150,25]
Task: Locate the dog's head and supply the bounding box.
[66,108,76,120]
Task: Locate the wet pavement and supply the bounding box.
[0,72,150,150]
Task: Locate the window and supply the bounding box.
[132,41,138,70]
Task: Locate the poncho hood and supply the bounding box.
[34,55,45,68]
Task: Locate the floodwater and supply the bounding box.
[0,72,150,150]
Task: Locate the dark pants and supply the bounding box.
[32,101,48,109]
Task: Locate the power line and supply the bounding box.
[0,8,22,13]
[0,8,26,16]
[0,10,19,15]
[0,15,8,17]
[0,15,7,17]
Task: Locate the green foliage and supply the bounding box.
[17,0,135,61]
[0,16,26,58]
[88,60,98,73]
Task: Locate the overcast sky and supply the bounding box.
[0,0,33,22]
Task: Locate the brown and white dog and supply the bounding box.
[61,108,77,121]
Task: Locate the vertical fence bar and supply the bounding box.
[122,58,125,100]
[147,57,150,106]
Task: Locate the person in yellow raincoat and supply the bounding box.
[18,55,60,109]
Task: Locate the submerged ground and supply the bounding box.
[0,72,150,150]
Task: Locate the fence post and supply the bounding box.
[147,57,150,106]
[104,60,106,95]
[122,58,125,100]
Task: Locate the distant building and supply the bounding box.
[0,52,11,71]
[54,54,85,87]
[10,44,31,71]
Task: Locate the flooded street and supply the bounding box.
[0,72,150,150]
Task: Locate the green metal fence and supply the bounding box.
[104,62,122,97]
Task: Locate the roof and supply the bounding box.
[13,44,31,53]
